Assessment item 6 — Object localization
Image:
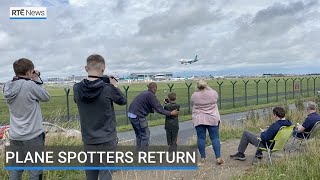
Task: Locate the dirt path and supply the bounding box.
[113,139,263,180]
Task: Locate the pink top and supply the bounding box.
[191,87,220,127]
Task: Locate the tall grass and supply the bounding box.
[238,140,320,180]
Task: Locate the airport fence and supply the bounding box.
[1,77,320,126]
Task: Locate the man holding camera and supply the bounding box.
[3,58,50,180]
[73,54,127,180]
[128,82,179,151]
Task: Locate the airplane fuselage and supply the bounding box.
[179,55,198,65]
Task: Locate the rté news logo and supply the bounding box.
[10,7,47,20]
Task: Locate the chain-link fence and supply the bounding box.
[1,77,320,126]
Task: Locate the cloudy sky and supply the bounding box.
[0,0,319,81]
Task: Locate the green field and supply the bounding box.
[1,76,320,126]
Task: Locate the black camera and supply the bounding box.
[88,75,118,84]
[101,75,110,83]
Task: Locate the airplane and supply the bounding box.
[179,55,199,65]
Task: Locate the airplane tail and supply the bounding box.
[195,55,198,60]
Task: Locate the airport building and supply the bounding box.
[130,72,173,81]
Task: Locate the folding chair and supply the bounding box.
[290,121,320,151]
[252,125,294,165]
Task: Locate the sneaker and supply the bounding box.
[216,158,224,165]
[230,152,246,161]
[255,151,263,159]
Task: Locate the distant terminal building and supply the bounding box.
[262,73,285,77]
[130,72,173,81]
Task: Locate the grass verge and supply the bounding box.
[238,140,320,180]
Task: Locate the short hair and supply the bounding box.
[13,58,34,76]
[307,101,317,111]
[168,92,176,101]
[148,82,157,90]
[273,107,286,119]
[86,54,105,70]
[197,79,208,90]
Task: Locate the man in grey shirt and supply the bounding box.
[3,58,50,180]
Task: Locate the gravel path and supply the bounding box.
[113,139,264,180]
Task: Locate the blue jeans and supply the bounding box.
[130,117,150,151]
[195,125,221,158]
[292,128,307,139]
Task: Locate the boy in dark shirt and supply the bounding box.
[164,92,180,151]
[230,107,292,161]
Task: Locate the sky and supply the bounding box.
[0,0,319,81]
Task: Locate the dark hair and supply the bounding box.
[168,92,176,101]
[273,107,286,119]
[148,82,157,90]
[13,58,34,76]
[87,54,105,69]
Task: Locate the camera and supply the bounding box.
[101,75,110,84]
[101,75,118,84]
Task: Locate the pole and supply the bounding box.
[306,77,311,97]
[123,86,130,125]
[167,84,174,92]
[265,79,271,103]
[254,80,260,105]
[283,78,288,100]
[243,80,249,106]
[185,83,193,113]
[217,81,224,109]
[64,88,70,121]
[298,78,304,96]
[274,79,280,102]
[231,81,237,108]
[312,77,317,96]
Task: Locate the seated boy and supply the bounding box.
[230,107,292,161]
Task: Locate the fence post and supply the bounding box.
[185,83,192,113]
[298,78,304,96]
[167,84,174,92]
[123,86,130,125]
[231,81,237,108]
[274,79,280,102]
[312,77,317,96]
[254,80,260,105]
[306,77,311,97]
[217,81,224,109]
[291,78,297,99]
[64,87,70,121]
[283,78,288,100]
[243,80,249,106]
[265,79,271,103]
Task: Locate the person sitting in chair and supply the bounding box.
[293,101,320,139]
[230,107,292,161]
